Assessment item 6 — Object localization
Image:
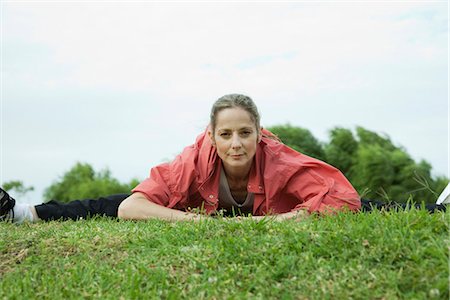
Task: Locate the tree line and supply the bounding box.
[4,124,448,203]
[268,124,447,203]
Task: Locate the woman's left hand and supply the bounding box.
[250,210,308,222]
[278,210,308,221]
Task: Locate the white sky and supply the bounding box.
[1,1,448,204]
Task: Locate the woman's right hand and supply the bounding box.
[118,192,207,221]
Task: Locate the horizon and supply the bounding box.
[1,2,448,204]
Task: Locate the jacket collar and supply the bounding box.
[247,145,265,194]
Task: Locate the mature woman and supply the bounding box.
[0,94,444,223]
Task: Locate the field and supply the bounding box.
[0,209,448,299]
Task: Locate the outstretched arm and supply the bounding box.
[117,192,204,221]
[250,209,308,221]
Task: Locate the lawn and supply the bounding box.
[0,209,448,299]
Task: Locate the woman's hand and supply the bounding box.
[118,192,208,221]
[249,210,308,222]
[277,210,308,221]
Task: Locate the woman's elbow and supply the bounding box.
[117,195,141,219]
[117,200,131,219]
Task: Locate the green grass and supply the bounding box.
[0,209,448,299]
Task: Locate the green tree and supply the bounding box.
[44,162,140,203]
[350,144,396,200]
[324,127,358,177]
[267,124,447,203]
[2,180,34,198]
[350,128,444,203]
[267,124,326,161]
[356,126,396,151]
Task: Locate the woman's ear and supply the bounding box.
[208,129,216,147]
[257,128,262,143]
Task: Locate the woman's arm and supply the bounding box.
[250,210,308,221]
[275,209,308,221]
[117,192,204,221]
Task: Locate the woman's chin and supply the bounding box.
[223,159,251,170]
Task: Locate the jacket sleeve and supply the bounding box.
[284,162,361,214]
[131,163,172,207]
[131,144,199,209]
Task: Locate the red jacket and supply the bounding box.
[132,128,361,215]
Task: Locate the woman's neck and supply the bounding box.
[222,163,251,184]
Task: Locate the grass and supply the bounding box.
[0,209,448,299]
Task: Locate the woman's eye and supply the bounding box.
[220,133,230,137]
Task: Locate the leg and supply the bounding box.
[34,194,130,221]
[361,199,446,213]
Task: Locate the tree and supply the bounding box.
[350,144,396,199]
[350,128,444,203]
[267,124,326,161]
[356,126,396,151]
[324,127,358,177]
[2,180,34,198]
[267,124,448,203]
[44,162,140,203]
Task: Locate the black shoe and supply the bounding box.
[0,187,15,221]
[425,203,447,213]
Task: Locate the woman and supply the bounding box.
[0,94,444,223]
[118,94,360,221]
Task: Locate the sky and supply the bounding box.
[1,1,448,204]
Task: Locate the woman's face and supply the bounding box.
[209,107,261,176]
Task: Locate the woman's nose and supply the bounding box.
[231,133,242,148]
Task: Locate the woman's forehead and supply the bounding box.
[215,107,256,130]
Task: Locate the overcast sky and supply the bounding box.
[1,1,448,204]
